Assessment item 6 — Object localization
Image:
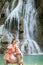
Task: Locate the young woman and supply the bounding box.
[4,39,23,65]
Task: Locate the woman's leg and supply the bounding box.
[16,55,23,65]
[4,60,8,65]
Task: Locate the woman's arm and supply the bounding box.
[15,46,23,58]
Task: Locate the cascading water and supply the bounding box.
[2,0,41,54]
[21,0,41,54]
[4,0,23,41]
[11,0,17,11]
[4,1,10,18]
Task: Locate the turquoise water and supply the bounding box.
[0,54,43,65]
[24,55,43,65]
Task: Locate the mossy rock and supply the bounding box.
[0,42,8,53]
[0,18,5,25]
[0,2,2,12]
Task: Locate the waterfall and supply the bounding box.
[4,1,10,18]
[11,0,17,11]
[5,5,9,18]
[4,0,23,39]
[3,0,41,54]
[21,0,41,54]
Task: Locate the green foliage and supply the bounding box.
[39,16,43,34]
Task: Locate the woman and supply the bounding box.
[4,38,23,65]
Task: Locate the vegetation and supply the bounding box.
[35,0,43,34]
[39,16,43,34]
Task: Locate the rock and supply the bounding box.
[1,13,5,18]
[0,2,2,12]
[35,0,43,51]
[1,34,8,42]
[19,17,24,40]
[0,34,8,54]
[37,18,43,51]
[19,30,24,34]
[35,0,41,9]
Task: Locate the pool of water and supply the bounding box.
[0,54,43,65]
[24,55,43,65]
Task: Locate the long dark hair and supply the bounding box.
[11,38,15,44]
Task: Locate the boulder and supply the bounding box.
[1,34,8,42]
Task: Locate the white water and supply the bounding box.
[0,0,41,54]
[5,0,23,21]
[21,0,41,54]
[6,5,9,17]
[4,1,10,18]
[4,0,23,39]
[11,0,16,11]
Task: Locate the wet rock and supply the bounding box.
[35,0,41,9]
[0,34,8,54]
[1,13,5,18]
[0,2,2,12]
[35,0,43,51]
[10,17,18,33]
[19,17,24,40]
[19,30,24,34]
[1,34,8,42]
[36,18,43,51]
